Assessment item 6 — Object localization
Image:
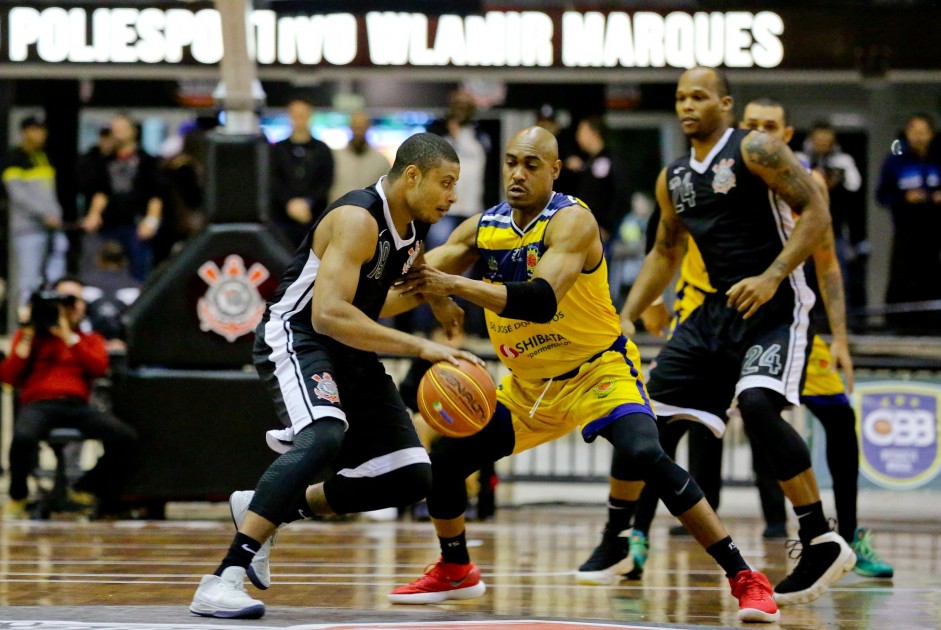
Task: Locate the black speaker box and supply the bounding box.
[123,223,293,369]
[204,133,270,223]
[114,367,283,500]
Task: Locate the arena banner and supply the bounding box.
[1,4,938,76]
[809,379,941,491]
[0,4,789,69]
[853,381,941,490]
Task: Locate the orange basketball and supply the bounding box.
[417,359,497,438]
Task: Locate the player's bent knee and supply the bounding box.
[326,462,432,514]
[737,388,811,480]
[605,413,705,515]
[430,436,490,481]
[605,413,662,467]
[393,462,432,507]
[250,418,347,522]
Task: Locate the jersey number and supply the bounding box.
[742,344,783,376]
[669,171,696,213]
[367,241,391,280]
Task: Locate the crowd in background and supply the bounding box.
[2,95,941,346]
[0,89,939,521]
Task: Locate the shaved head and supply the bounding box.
[508,126,559,162]
[503,126,561,212]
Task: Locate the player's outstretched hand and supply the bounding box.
[725,272,780,319]
[418,339,485,368]
[399,265,457,297]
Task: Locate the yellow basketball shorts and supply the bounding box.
[496,337,655,454]
[801,334,847,401]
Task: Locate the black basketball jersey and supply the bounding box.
[665,128,804,295]
[263,180,428,337]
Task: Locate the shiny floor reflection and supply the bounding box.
[0,506,938,629]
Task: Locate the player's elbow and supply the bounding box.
[499,278,559,323]
[310,303,339,336]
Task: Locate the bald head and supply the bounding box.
[503,126,561,212]
[508,126,559,162]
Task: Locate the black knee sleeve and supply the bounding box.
[249,419,345,524]
[738,388,811,481]
[605,414,704,516]
[427,437,480,520]
[325,462,432,515]
[426,408,514,521]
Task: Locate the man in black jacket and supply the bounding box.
[269,97,334,247]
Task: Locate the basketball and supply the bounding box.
[417,359,497,438]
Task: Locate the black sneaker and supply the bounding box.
[668,524,691,537]
[762,523,788,539]
[576,526,634,585]
[774,531,856,606]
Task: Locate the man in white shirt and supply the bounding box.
[328,112,391,204]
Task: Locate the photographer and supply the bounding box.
[0,277,137,519]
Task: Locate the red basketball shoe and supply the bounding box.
[388,559,486,604]
[730,569,780,623]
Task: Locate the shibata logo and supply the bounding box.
[197,255,270,342]
[500,344,520,359]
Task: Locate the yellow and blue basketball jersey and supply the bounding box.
[801,334,848,402]
[671,237,715,331]
[477,192,621,380]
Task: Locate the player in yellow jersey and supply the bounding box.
[386,126,780,623]
[584,97,891,584]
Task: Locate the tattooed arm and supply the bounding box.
[726,131,831,318]
[813,225,855,392]
[807,171,855,391]
[621,168,689,333]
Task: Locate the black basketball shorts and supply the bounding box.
[254,319,428,477]
[646,290,812,437]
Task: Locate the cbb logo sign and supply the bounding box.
[856,381,941,490]
[197,255,270,343]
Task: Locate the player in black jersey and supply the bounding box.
[189,133,484,619]
[583,67,856,607]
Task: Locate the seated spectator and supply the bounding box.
[0,276,137,519]
[81,240,142,349]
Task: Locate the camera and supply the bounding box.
[28,290,76,333]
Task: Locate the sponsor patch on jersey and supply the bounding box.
[712,158,737,194]
[592,378,618,398]
[196,255,269,342]
[402,241,422,275]
[500,344,520,359]
[312,372,340,404]
[526,245,540,277]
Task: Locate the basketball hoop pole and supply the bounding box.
[213,0,265,134]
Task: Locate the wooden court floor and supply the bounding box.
[0,506,938,629]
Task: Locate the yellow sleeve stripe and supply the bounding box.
[2,164,56,183]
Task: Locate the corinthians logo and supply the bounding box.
[197,255,270,342]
